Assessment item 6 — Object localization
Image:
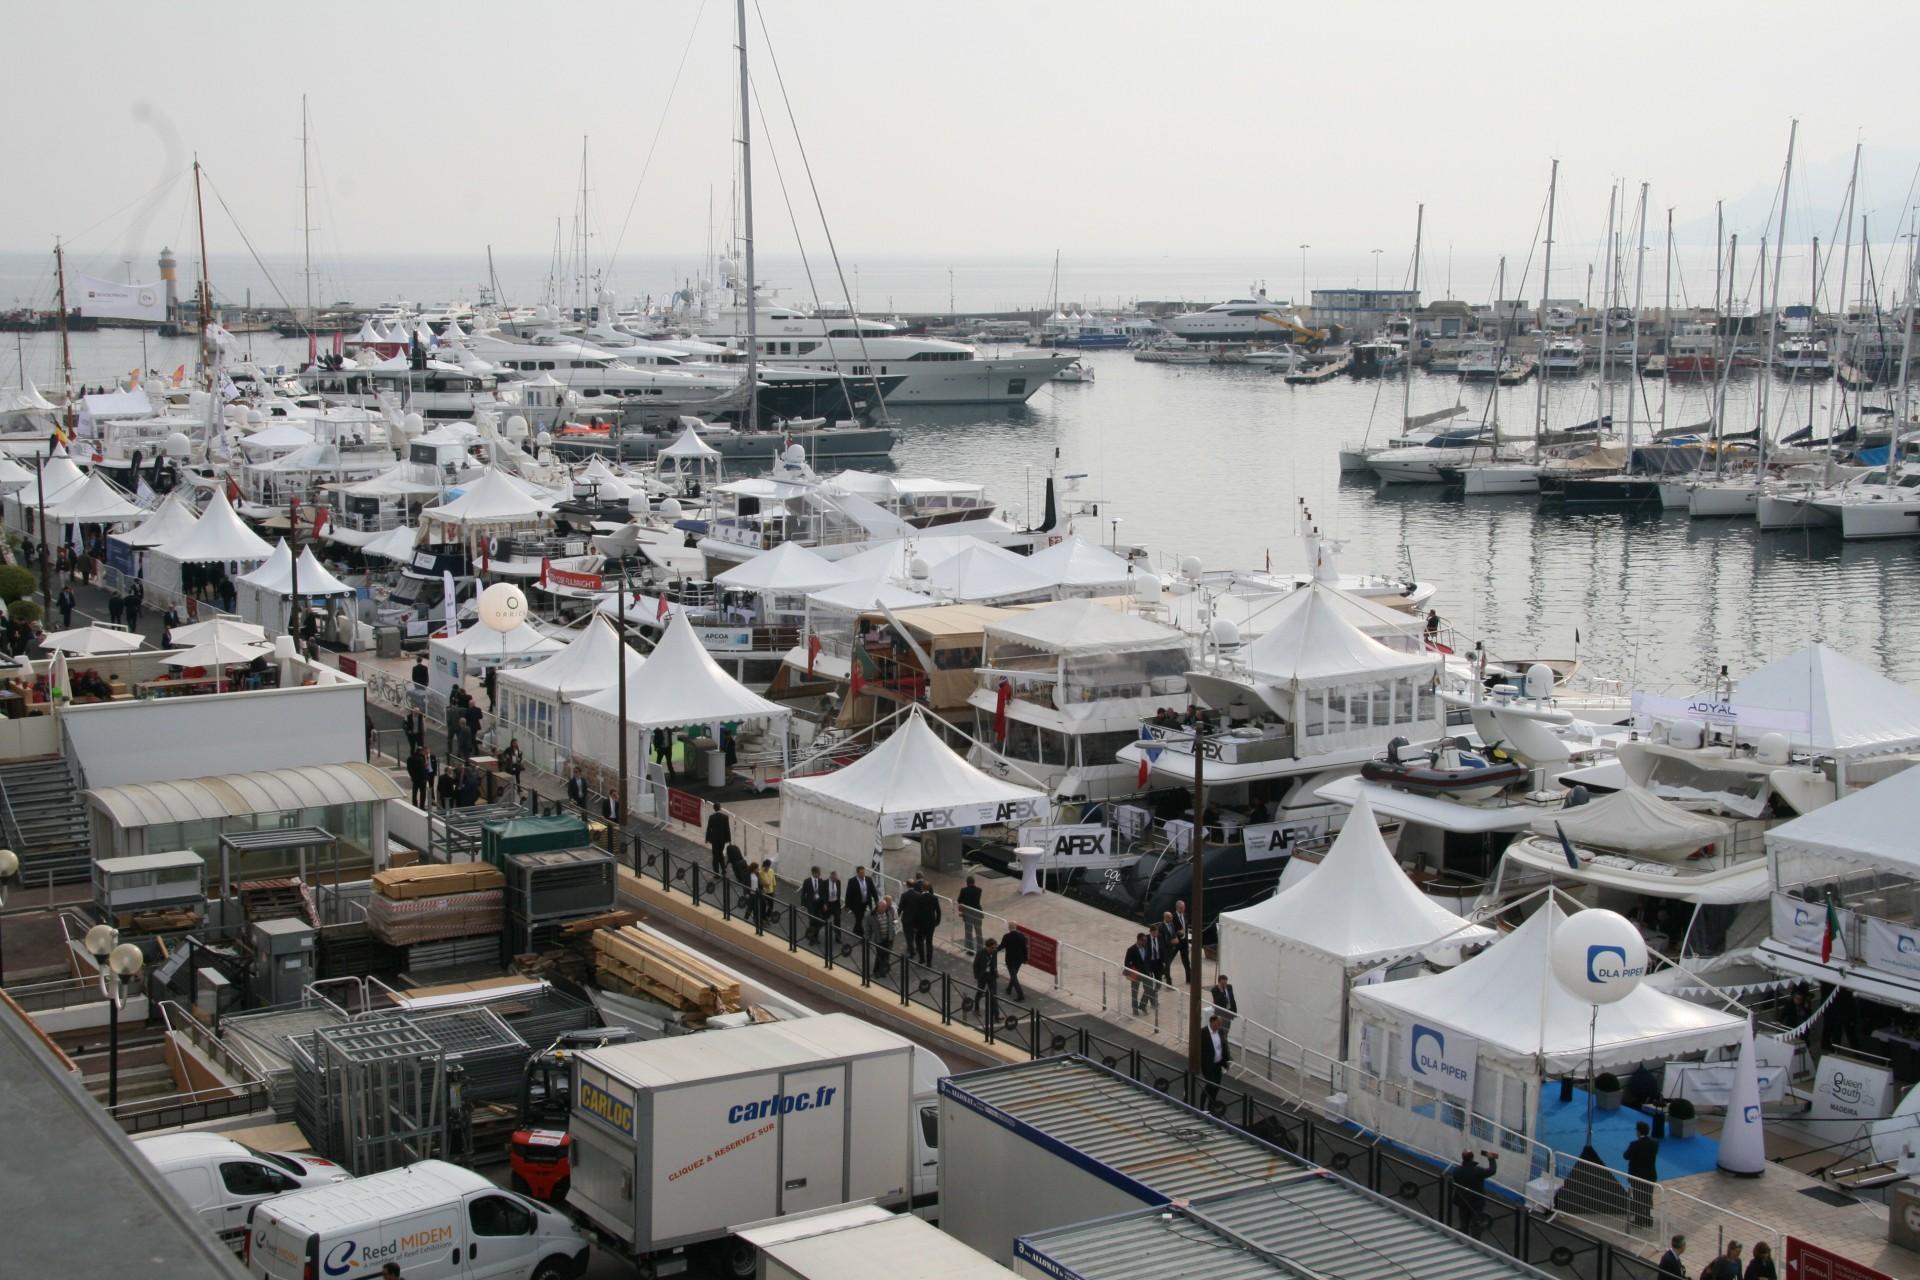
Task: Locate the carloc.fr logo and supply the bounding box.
[1409,1023,1467,1082]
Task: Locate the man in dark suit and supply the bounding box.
[1144,925,1167,984]
[825,871,844,939]
[1657,1235,1687,1278]
[1210,973,1237,1031]
[1623,1121,1660,1225]
[801,866,828,943]
[1199,1013,1230,1110]
[1124,933,1155,1015]
[1159,909,1189,982]
[566,767,588,808]
[705,804,732,875]
[971,937,999,1025]
[845,867,875,935]
[999,925,1029,1001]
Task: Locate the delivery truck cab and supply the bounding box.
[564,1012,938,1278]
[245,1159,589,1280]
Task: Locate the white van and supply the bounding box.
[135,1132,351,1245]
[246,1159,589,1280]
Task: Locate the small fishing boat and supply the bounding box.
[1360,735,1530,800]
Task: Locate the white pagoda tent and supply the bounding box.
[235,540,357,636]
[923,543,1055,604]
[1734,644,1920,783]
[1216,793,1493,1063]
[713,540,854,596]
[426,619,563,697]
[1025,535,1136,596]
[144,488,275,597]
[496,615,648,770]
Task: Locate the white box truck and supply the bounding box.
[243,1159,589,1280]
[564,1012,927,1278]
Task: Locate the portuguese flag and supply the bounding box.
[1821,895,1841,963]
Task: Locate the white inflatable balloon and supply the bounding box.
[476,582,528,634]
[1550,907,1647,1005]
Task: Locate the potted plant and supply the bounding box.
[1593,1072,1624,1112]
[1667,1097,1697,1139]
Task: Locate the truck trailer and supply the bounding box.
[564,1012,928,1278]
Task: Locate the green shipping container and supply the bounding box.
[481,814,590,868]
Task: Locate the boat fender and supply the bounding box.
[1561,786,1590,809]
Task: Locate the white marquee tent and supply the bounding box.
[1351,901,1747,1143]
[143,488,275,597]
[39,470,147,528]
[421,466,557,533]
[1217,793,1493,1062]
[496,614,648,769]
[1765,764,1920,886]
[427,619,563,697]
[235,540,357,635]
[115,490,200,549]
[1734,644,1920,777]
[778,708,1045,882]
[1024,535,1136,595]
[923,543,1055,604]
[713,540,855,595]
[2,449,87,535]
[571,614,789,806]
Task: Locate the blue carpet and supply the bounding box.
[1535,1087,1720,1179]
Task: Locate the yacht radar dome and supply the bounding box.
[1524,664,1555,699]
[163,432,192,458]
[1179,555,1203,579]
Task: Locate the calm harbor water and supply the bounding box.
[16,328,1920,693]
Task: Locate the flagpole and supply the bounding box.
[617,566,630,823]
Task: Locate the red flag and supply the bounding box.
[850,662,864,701]
[225,475,240,503]
[480,539,489,573]
[170,363,186,386]
[993,679,1012,742]
[312,504,329,537]
[1136,755,1151,789]
[539,557,551,587]
[657,594,670,621]
[806,632,821,675]
[1822,896,1842,963]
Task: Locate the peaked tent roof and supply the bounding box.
[0,381,55,414]
[334,465,441,498]
[156,488,275,563]
[31,452,88,504]
[1528,784,1730,854]
[1025,536,1136,591]
[421,466,556,527]
[1733,643,1920,760]
[572,613,787,729]
[1351,900,1748,1074]
[832,535,989,583]
[1219,794,1493,965]
[362,523,421,563]
[0,454,33,488]
[806,576,935,613]
[924,542,1055,602]
[1765,764,1920,875]
[497,614,646,702]
[713,540,855,593]
[780,707,1041,822]
[1241,582,1436,688]
[41,471,146,522]
[118,490,202,548]
[238,541,355,597]
[432,619,563,659]
[238,422,317,453]
[985,596,1180,657]
[659,425,721,459]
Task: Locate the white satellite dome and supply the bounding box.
[504,415,529,441]
[1179,555,1203,579]
[245,408,266,426]
[1131,571,1162,601]
[163,432,192,459]
[783,444,807,465]
[536,430,553,449]
[1524,663,1555,699]
[403,412,424,433]
[658,497,683,521]
[909,557,930,581]
[1210,617,1241,647]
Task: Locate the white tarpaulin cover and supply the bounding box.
[780,709,1044,875]
[1218,793,1492,1062]
[1528,784,1731,855]
[1734,643,1920,760]
[713,540,854,593]
[1353,901,1748,1075]
[154,487,274,564]
[984,596,1177,657]
[1241,583,1437,688]
[1766,765,1920,877]
[77,388,155,420]
[362,523,421,563]
[1024,536,1135,592]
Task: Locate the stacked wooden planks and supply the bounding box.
[591,925,743,1016]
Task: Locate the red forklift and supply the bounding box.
[510,1027,638,1201]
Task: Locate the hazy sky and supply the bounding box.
[10,1,1919,301]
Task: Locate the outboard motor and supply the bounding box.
[1386,735,1409,765]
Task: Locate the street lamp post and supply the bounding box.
[1372,248,1384,293]
[84,923,145,1109]
[0,848,18,987]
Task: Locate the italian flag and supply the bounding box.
[1821,896,1841,963]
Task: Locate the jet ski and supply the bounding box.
[1360,736,1530,801]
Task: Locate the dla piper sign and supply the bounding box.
[880,796,1046,836]
[1018,823,1128,870]
[1241,817,1330,863]
[1401,1017,1478,1102]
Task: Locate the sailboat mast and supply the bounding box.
[1894,219,1917,488]
[579,137,590,319]
[53,240,73,436]
[1660,208,1672,442]
[302,96,315,367]
[1536,162,1557,441]
[1597,186,1616,412]
[193,157,213,390]
[1626,182,1648,455]
[736,0,759,434]
[1715,235,1738,481]
[1760,120,1797,475]
[1829,148,1856,487]
[1400,203,1422,430]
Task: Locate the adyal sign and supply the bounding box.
[1630,691,1811,735]
[1401,1016,1478,1102]
[1240,817,1329,863]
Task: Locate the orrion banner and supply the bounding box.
[75,275,166,322]
[1401,1016,1478,1102]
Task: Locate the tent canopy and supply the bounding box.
[713,540,855,594]
[362,523,421,563]
[571,613,786,731]
[238,541,355,597]
[332,465,442,499]
[39,623,145,655]
[1529,784,1730,855]
[432,620,561,659]
[156,488,275,563]
[1025,536,1136,592]
[1765,765,1920,877]
[28,452,88,504]
[1240,583,1436,689]
[1734,643,1920,761]
[806,575,935,614]
[924,543,1054,603]
[659,425,721,459]
[1221,794,1491,966]
[497,614,645,701]
[1351,901,1748,1074]
[421,467,556,528]
[780,708,1044,837]
[984,596,1176,658]
[118,491,202,548]
[41,471,146,523]
[79,388,153,419]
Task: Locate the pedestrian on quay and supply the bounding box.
[1657,1236,1687,1279]
[498,738,523,797]
[405,746,429,808]
[1199,1013,1230,1111]
[56,584,74,629]
[1623,1120,1660,1226]
[1158,909,1188,982]
[756,859,778,924]
[869,894,897,978]
[802,866,829,943]
[999,924,1029,1001]
[900,876,939,965]
[958,874,984,953]
[726,843,750,892]
[1210,972,1238,1031]
[126,582,142,631]
[971,937,999,1023]
[845,865,875,936]
[1705,1242,1743,1280]
[107,591,123,626]
[1743,1242,1775,1280]
[435,764,456,809]
[1450,1149,1498,1238]
[705,803,731,875]
[1124,932,1156,1015]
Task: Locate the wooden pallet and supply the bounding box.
[591,926,741,1015]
